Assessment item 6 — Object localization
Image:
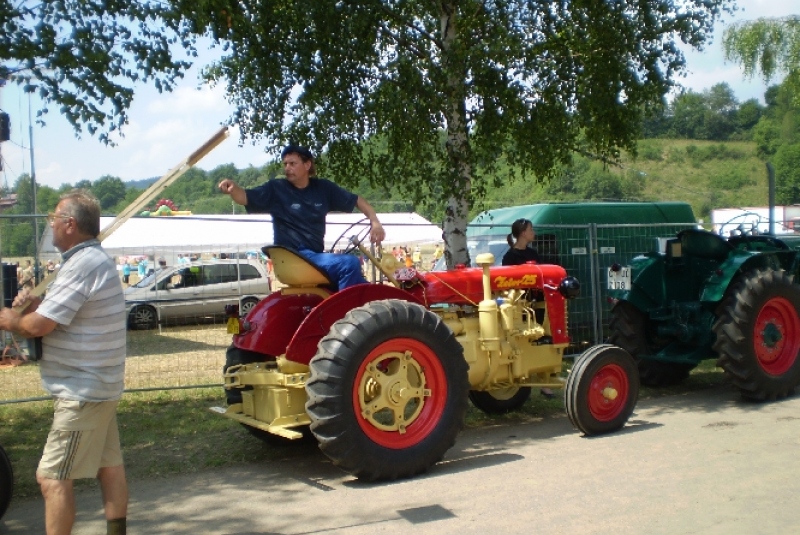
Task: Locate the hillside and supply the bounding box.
[471,138,771,225]
[116,138,770,225]
[620,139,770,223]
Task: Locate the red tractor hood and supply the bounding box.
[408,263,569,307]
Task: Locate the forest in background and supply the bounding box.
[1,79,798,257]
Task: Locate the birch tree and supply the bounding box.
[183,2,733,264]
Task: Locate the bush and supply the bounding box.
[707,168,756,191]
[637,141,663,161]
[686,143,746,167]
[774,143,800,204]
[667,148,685,163]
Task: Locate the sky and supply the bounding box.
[0,0,794,190]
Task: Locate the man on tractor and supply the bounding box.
[218,144,385,290]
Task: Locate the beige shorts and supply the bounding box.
[37,399,123,480]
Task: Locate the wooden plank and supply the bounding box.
[24,126,231,302]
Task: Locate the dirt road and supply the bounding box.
[2,383,799,534]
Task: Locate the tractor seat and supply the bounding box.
[262,245,333,288]
[678,229,733,261]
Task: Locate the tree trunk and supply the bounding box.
[440,2,472,268]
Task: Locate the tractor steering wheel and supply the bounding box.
[329,218,372,255]
[719,212,765,238]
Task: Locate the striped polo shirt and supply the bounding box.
[36,239,126,401]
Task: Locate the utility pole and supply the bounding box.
[28,95,40,285]
[0,77,6,311]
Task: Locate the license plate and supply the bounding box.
[226,317,240,334]
[607,267,631,290]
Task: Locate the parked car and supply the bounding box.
[125,259,271,329]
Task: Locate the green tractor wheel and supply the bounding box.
[609,302,696,386]
[713,269,800,401]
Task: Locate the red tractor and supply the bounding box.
[211,231,639,481]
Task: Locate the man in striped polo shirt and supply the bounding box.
[0,190,128,535]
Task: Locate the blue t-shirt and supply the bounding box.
[245,178,358,252]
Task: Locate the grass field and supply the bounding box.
[1,324,231,402]
[0,359,727,500]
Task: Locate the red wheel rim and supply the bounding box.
[353,338,447,449]
[588,363,628,422]
[753,296,800,376]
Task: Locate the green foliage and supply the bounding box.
[92,175,127,210]
[736,99,765,132]
[193,196,239,214]
[638,140,664,161]
[685,143,746,167]
[12,173,35,213]
[667,84,741,141]
[111,188,145,214]
[667,147,685,164]
[753,117,782,157]
[723,16,800,106]
[1,219,35,256]
[670,92,710,139]
[0,0,193,141]
[180,0,733,264]
[774,143,800,204]
[707,168,756,191]
[574,167,627,201]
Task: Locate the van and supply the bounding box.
[466,202,698,348]
[125,259,271,329]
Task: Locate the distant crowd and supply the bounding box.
[10,258,59,291]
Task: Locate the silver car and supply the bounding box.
[125,259,271,329]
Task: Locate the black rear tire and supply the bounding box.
[713,269,800,400]
[469,387,532,414]
[306,299,469,481]
[565,344,639,435]
[609,301,696,386]
[0,444,13,520]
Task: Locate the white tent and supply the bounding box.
[39,212,443,262]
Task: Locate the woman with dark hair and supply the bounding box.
[502,218,540,266]
[501,218,553,398]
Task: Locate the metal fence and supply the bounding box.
[0,217,697,403]
[556,222,697,350]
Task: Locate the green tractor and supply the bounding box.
[607,226,800,400]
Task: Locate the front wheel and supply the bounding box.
[713,269,800,400]
[0,444,13,520]
[565,344,639,435]
[306,300,469,481]
[128,305,157,330]
[240,297,259,317]
[469,387,532,414]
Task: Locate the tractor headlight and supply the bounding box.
[558,276,581,299]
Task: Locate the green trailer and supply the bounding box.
[467,202,698,349]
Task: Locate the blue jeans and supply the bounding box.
[298,249,367,291]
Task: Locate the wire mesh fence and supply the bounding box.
[1,216,699,403]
